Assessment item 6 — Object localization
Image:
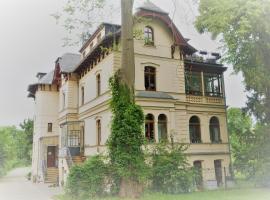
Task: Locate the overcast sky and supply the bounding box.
[0,0,246,127]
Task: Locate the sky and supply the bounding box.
[0,0,246,127]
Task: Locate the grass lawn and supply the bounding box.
[56,188,270,200]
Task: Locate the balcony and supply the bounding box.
[60,121,84,157]
[186,95,224,105]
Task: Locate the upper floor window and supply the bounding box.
[185,71,202,96]
[97,33,101,43]
[81,86,85,105]
[204,73,223,97]
[145,114,155,142]
[189,116,201,143]
[48,123,52,132]
[96,120,101,146]
[144,26,154,45]
[158,114,167,141]
[209,117,221,143]
[144,66,156,91]
[62,92,66,109]
[96,74,101,96]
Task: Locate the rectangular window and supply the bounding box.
[144,66,156,91]
[96,74,101,96]
[62,92,66,109]
[81,86,84,105]
[96,120,101,146]
[90,42,94,49]
[48,123,52,132]
[204,73,223,97]
[185,71,202,96]
[97,33,101,43]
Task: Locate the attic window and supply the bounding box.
[90,42,94,49]
[144,26,154,45]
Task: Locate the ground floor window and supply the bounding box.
[145,114,155,141]
[158,114,167,141]
[194,160,203,189]
[214,160,223,187]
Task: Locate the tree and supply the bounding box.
[227,108,254,176]
[52,0,113,46]
[195,0,270,124]
[108,73,146,198]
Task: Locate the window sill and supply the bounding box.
[144,44,156,48]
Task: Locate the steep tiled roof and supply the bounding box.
[138,1,169,15]
[59,53,81,73]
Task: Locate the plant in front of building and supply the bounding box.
[150,141,195,194]
[65,155,113,199]
[107,72,148,198]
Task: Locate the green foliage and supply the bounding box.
[195,0,270,124]
[150,142,194,194]
[227,108,255,176]
[65,155,117,199]
[107,72,147,182]
[52,0,115,46]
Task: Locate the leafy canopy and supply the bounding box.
[195,0,270,123]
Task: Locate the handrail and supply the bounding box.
[66,147,74,168]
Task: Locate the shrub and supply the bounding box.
[65,155,115,199]
[150,142,194,194]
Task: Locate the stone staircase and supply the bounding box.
[45,167,59,184]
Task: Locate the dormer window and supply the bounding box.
[144,26,154,45]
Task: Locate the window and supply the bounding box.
[204,73,223,97]
[209,117,221,143]
[97,33,101,43]
[96,74,101,96]
[48,123,52,132]
[158,114,167,141]
[185,71,202,95]
[96,120,101,146]
[62,92,66,109]
[189,116,201,143]
[67,130,80,147]
[144,26,154,45]
[214,160,223,187]
[82,51,86,58]
[144,66,156,91]
[90,42,94,49]
[194,161,203,189]
[81,86,85,105]
[145,114,155,141]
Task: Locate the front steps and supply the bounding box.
[45,167,59,184]
[72,156,86,165]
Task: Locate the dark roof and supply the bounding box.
[138,1,169,15]
[27,70,55,98]
[58,53,81,73]
[79,23,121,53]
[136,91,174,99]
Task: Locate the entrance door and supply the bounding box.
[47,146,56,168]
[214,160,223,187]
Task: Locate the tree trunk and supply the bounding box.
[121,0,135,90]
[119,178,143,199]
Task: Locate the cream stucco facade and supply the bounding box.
[28,2,232,189]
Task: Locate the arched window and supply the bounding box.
[189,116,201,143]
[193,161,203,189]
[209,117,221,143]
[96,120,101,146]
[158,114,167,141]
[144,26,154,45]
[96,74,101,96]
[145,114,155,141]
[144,66,156,91]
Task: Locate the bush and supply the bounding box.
[65,155,118,199]
[150,142,194,194]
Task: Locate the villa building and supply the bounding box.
[28,2,231,189]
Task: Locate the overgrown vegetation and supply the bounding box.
[150,142,194,194]
[0,119,33,177]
